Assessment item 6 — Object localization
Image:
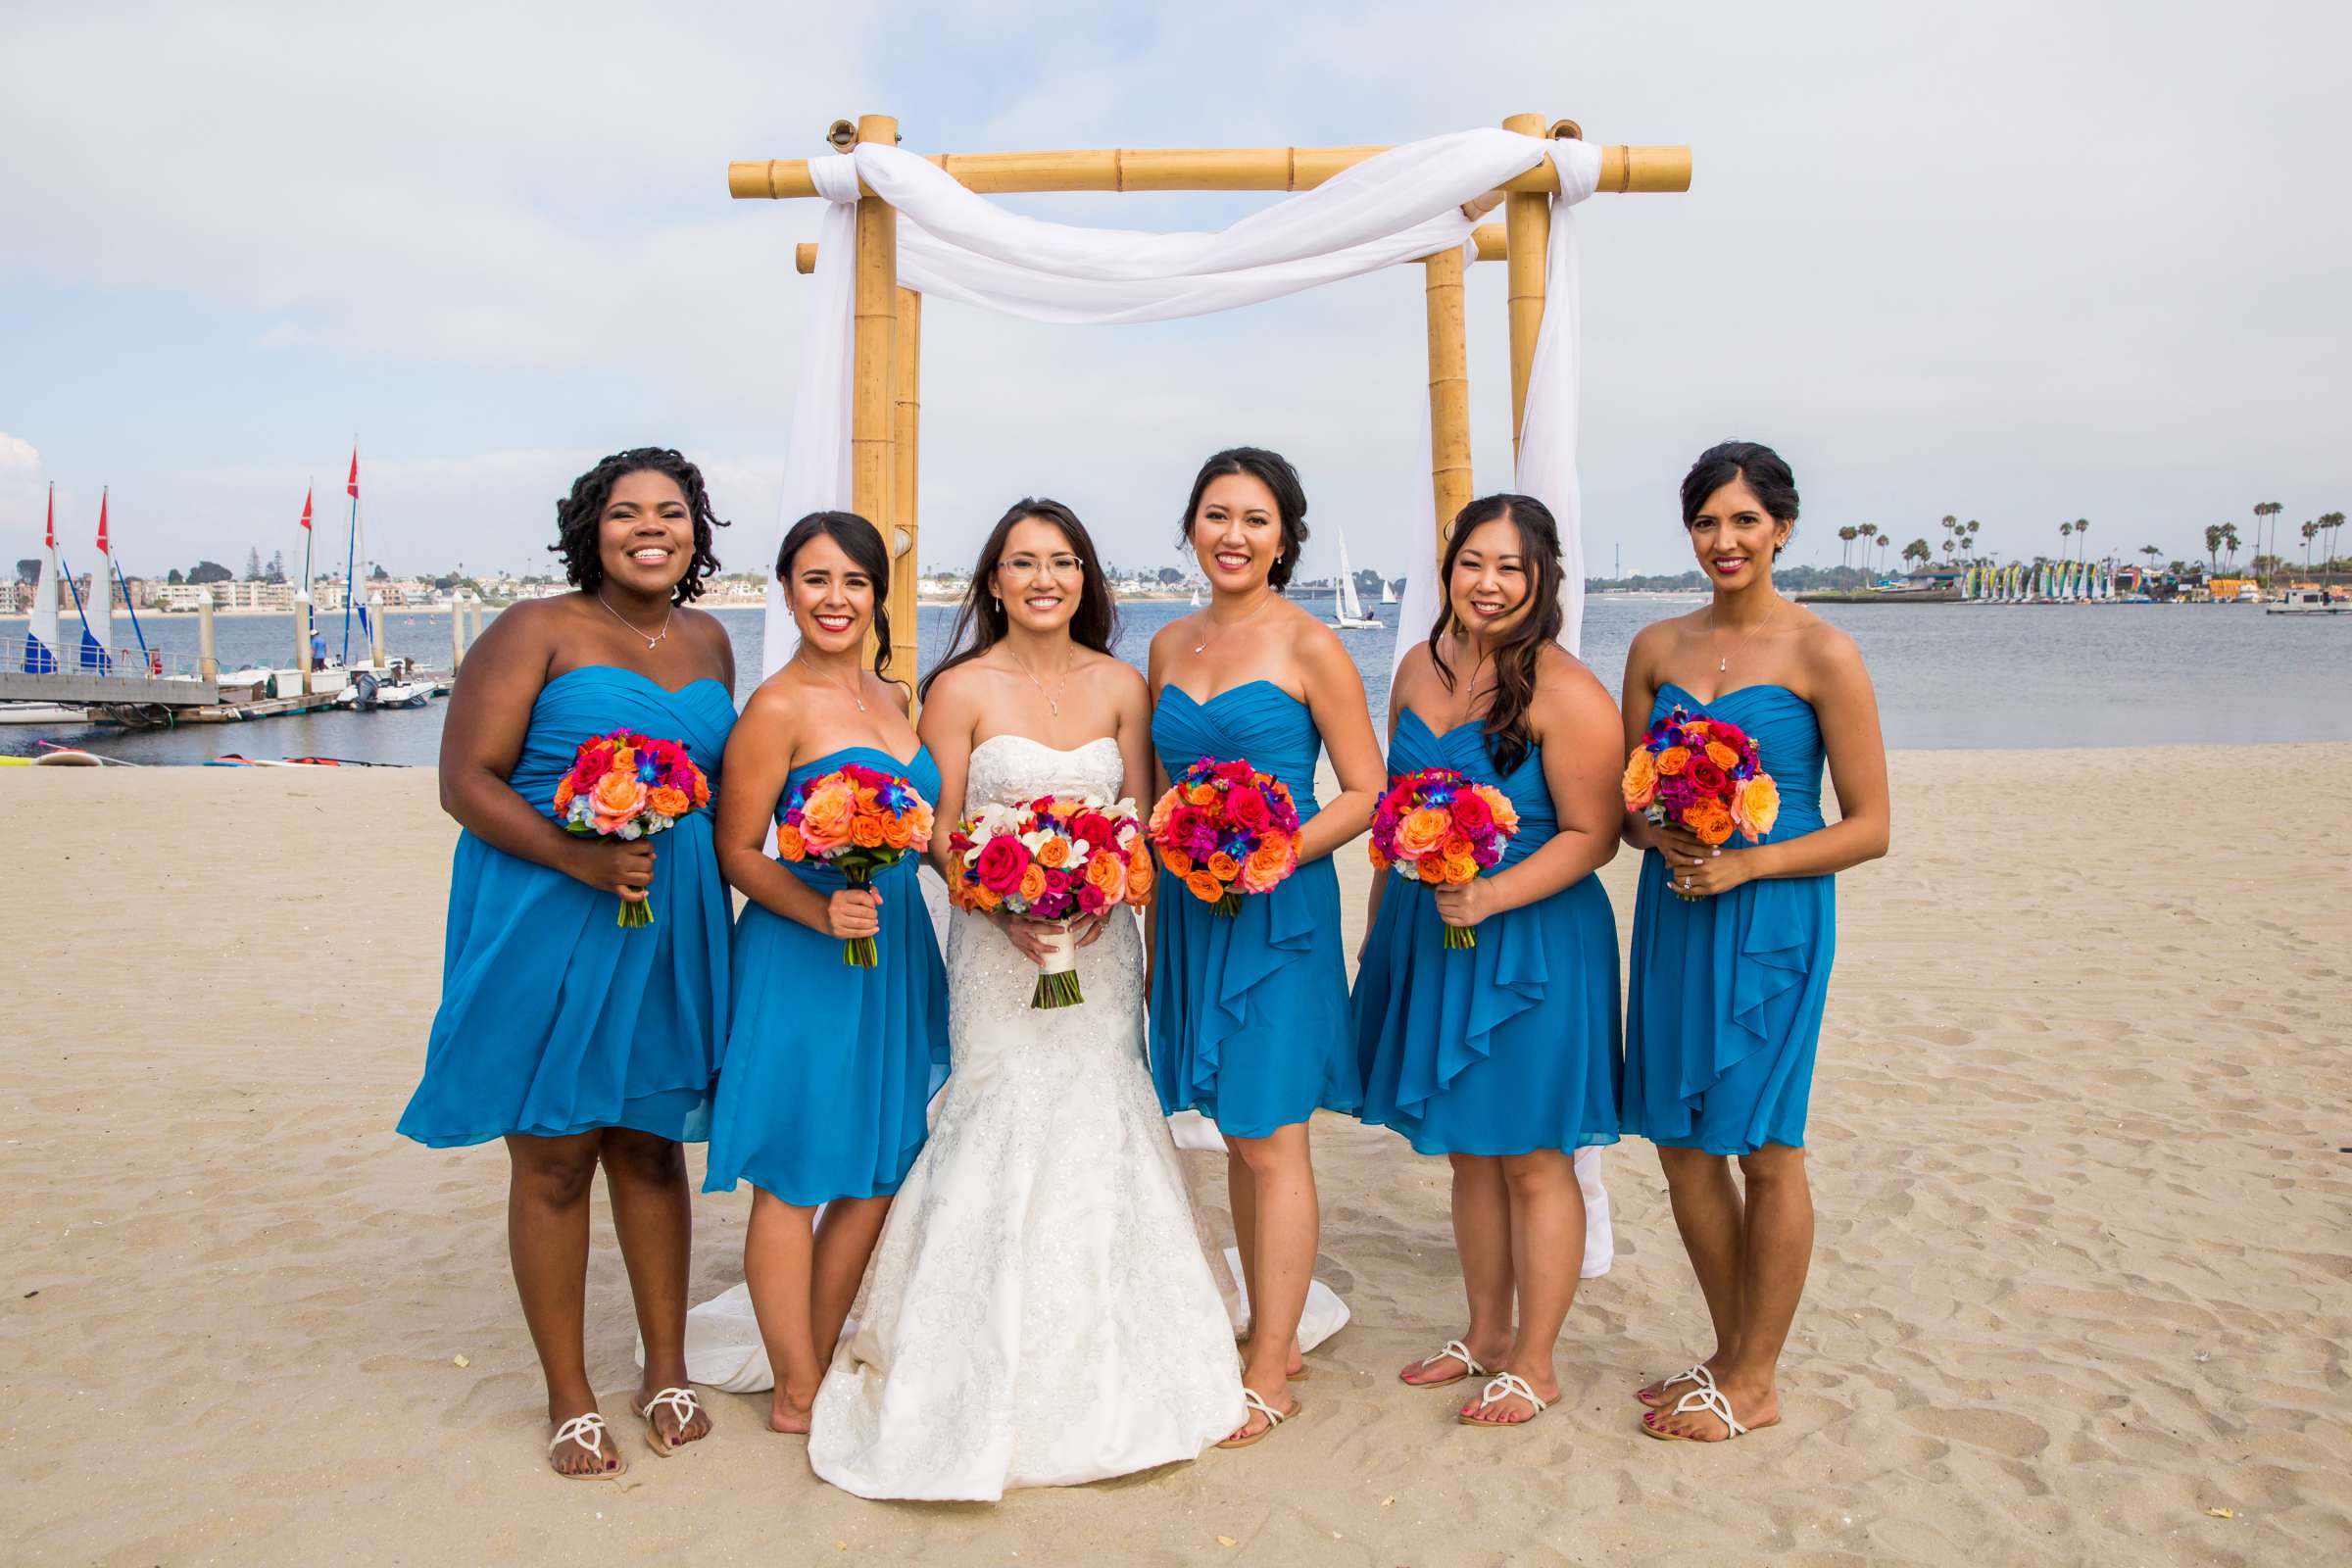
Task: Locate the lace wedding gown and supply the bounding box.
[807,735,1247,1500]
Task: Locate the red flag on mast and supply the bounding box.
[346,445,359,500]
[97,489,110,554]
[299,485,314,530]
[45,482,54,549]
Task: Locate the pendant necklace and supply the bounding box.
[797,652,866,712]
[1008,652,1071,716]
[597,591,673,650]
[1192,596,1269,657]
[1709,600,1778,674]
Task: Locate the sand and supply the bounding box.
[3,746,2347,1566]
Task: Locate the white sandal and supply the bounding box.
[548,1411,623,1479]
[1402,1339,1487,1389]
[1459,1371,1549,1427]
[633,1386,705,1457]
[1638,1363,1714,1407]
[1214,1387,1297,1449]
[1642,1377,1780,1443]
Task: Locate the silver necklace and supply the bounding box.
[1191,596,1270,656]
[796,652,866,712]
[596,591,673,650]
[1708,600,1778,674]
[1007,652,1072,716]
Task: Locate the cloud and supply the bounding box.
[0,434,38,470]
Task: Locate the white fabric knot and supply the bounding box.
[808,151,862,205]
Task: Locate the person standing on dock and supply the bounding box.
[395,448,736,1479]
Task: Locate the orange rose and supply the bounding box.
[850,813,887,849]
[591,769,648,821]
[882,815,913,850]
[1655,746,1690,777]
[555,777,576,812]
[648,785,690,819]
[1207,851,1242,882]
[1704,741,1739,771]
[1395,808,1451,858]
[691,774,710,808]
[1486,790,1519,834]
[1690,801,1737,847]
[1416,855,1446,885]
[1148,790,1177,835]
[1159,846,1193,876]
[1083,853,1122,892]
[1444,853,1478,885]
[798,781,856,850]
[1621,748,1658,809]
[1241,841,1291,893]
[1256,829,1290,859]
[1036,837,1070,869]
[1444,834,1472,860]
[1188,783,1218,807]
[609,745,636,776]
[1683,721,1710,739]
[1018,862,1050,902]
[1731,774,1781,842]
[1368,843,1390,870]
[1185,868,1226,904]
[1126,852,1155,902]
[973,882,1003,911]
[773,822,807,861]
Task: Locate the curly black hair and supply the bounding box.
[549,447,727,603]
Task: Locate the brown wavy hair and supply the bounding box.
[1426,493,1564,776]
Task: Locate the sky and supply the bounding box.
[3,0,2345,587]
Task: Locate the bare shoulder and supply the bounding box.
[741,667,802,721]
[1285,602,1353,669]
[1078,647,1149,701]
[1150,612,1205,660]
[921,658,989,706]
[1791,608,1865,675]
[1534,643,1615,714]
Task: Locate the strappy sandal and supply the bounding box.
[1400,1339,1487,1389]
[548,1411,624,1479]
[1458,1372,1548,1428]
[1641,1378,1781,1443]
[1214,1388,1298,1449]
[633,1386,705,1457]
[1636,1363,1713,1408]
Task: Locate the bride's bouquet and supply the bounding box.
[774,763,936,965]
[1148,756,1301,917]
[946,795,1152,1007]
[554,729,711,928]
[1622,707,1780,901]
[1367,766,1519,948]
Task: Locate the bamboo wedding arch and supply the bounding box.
[729,115,1692,690]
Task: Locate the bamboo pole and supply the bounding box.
[851,114,900,677]
[1501,113,1551,467]
[891,286,922,696]
[733,141,1688,200]
[293,596,311,696]
[1424,247,1473,557]
[197,594,218,683]
[450,597,466,671]
[798,222,1509,275]
[368,590,386,669]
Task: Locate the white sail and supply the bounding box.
[1380,577,1396,605]
[83,489,115,671]
[1189,584,1200,608]
[24,483,61,672]
[1331,523,1376,626]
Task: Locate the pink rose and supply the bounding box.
[1077,883,1108,915]
[1228,787,1271,831]
[975,836,1031,895]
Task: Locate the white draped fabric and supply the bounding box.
[752,125,1613,1285]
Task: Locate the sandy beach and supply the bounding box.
[4,745,2347,1566]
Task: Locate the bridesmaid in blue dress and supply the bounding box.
[704,510,948,1440]
[1621,442,1890,1444]
[1147,447,1384,1447]
[1352,495,1624,1428]
[399,448,737,1478]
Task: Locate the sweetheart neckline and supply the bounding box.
[542,663,733,702]
[1157,677,1302,710]
[969,733,1121,760]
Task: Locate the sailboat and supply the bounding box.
[1329,523,1380,630]
[1380,577,1396,606]
[1188,583,1201,608]
[21,483,61,673]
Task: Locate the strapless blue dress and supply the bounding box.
[1623,682,1838,1154]
[398,665,736,1148]
[1352,714,1621,1156]
[1150,680,1361,1138]
[703,745,950,1205]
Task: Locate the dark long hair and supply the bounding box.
[776,510,896,682]
[918,498,1117,701]
[550,447,727,603]
[1174,446,1309,592]
[1426,493,1565,776]
[1681,440,1799,557]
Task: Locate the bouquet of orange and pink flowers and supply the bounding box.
[945,794,1154,1008]
[773,762,935,965]
[555,729,712,928]
[1148,757,1301,917]
[1622,707,1780,900]
[1367,766,1520,949]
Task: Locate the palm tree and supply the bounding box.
[1963,519,1982,562]
[1858,523,1880,578]
[1903,537,1931,572]
[2254,501,2282,583]
[2322,510,2346,575]
[2223,522,2241,570]
[2074,518,2090,568]
[2141,544,2162,570]
[2204,524,2225,576]
[2302,520,2319,575]
[1838,525,1858,572]
[1939,514,1958,563]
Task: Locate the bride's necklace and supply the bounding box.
[596,591,672,650]
[1006,650,1072,716]
[1708,599,1778,674]
[1192,595,1272,657]
[796,651,866,712]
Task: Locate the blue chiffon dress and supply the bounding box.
[703,745,950,1205]
[1352,713,1621,1156]
[1622,682,1838,1154]
[398,665,737,1148]
[1149,680,1361,1138]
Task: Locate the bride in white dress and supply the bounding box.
[808,501,1245,1500]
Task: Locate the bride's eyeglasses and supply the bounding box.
[1001,553,1085,581]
